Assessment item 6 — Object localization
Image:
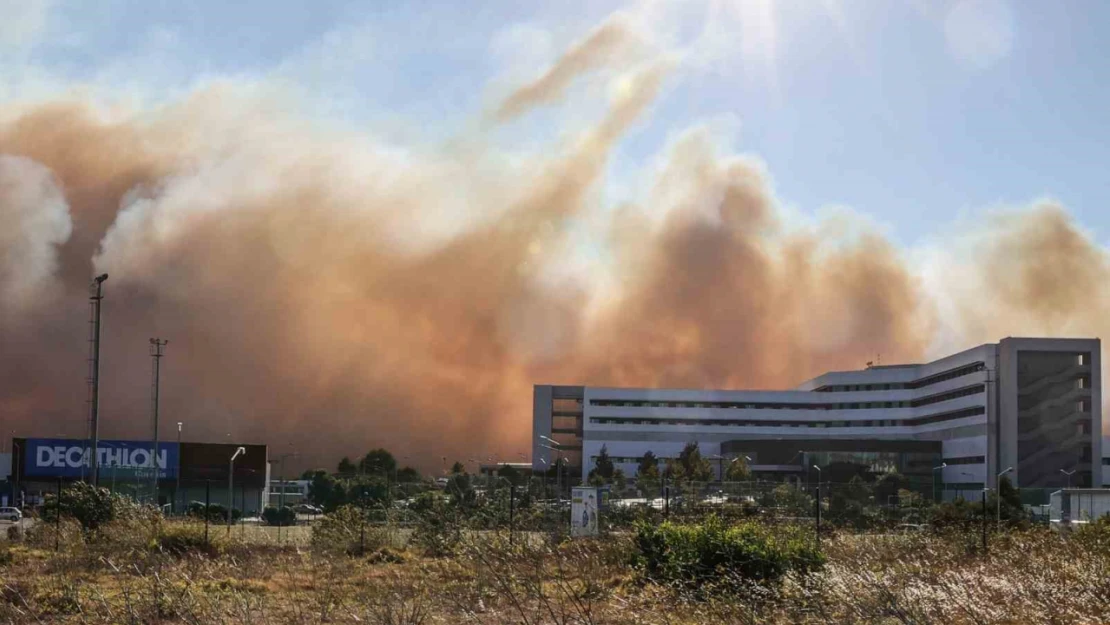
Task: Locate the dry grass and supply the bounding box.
[1,519,1108,624]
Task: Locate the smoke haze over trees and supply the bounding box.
[2,10,1110,473]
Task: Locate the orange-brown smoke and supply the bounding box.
[2,41,1109,472]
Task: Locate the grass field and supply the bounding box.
[2,513,1108,624]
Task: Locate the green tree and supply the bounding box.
[874,471,909,504]
[358,448,397,476]
[589,445,616,482]
[346,475,391,508]
[498,464,523,486]
[337,456,357,476]
[613,468,628,493]
[829,475,875,528]
[305,469,339,508]
[396,466,422,482]
[450,461,466,475]
[766,484,814,517]
[446,473,475,508]
[995,476,1026,526]
[637,452,660,495]
[725,456,751,482]
[672,442,712,483]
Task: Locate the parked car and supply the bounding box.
[0,507,22,522]
[292,503,322,515]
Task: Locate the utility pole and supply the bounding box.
[87,274,108,485]
[229,447,246,533]
[175,422,182,514]
[813,465,822,549]
[149,338,168,505]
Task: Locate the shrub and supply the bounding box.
[411,500,463,557]
[311,505,386,555]
[156,523,217,556]
[44,482,141,531]
[633,516,823,587]
[262,506,296,526]
[187,501,241,523]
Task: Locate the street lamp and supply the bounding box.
[996,466,1013,527]
[175,422,183,514]
[1060,468,1076,489]
[812,465,822,547]
[229,447,246,531]
[540,442,564,497]
[932,462,947,503]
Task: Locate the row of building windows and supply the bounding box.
[589,406,985,429]
[941,455,986,465]
[814,362,985,392]
[589,385,983,412]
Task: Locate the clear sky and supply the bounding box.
[3,0,1109,246]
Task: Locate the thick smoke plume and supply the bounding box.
[2,29,1108,471]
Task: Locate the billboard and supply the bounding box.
[571,486,599,537]
[23,438,179,480]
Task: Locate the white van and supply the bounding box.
[0,507,22,522]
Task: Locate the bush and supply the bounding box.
[187,501,241,523]
[411,499,463,557]
[156,523,217,556]
[262,506,296,526]
[311,505,386,555]
[633,516,823,587]
[42,482,145,531]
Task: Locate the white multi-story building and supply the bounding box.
[533,337,1102,502]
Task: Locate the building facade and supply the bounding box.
[533,337,1103,502]
[4,438,269,515]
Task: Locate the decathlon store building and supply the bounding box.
[533,337,1104,503]
[5,438,269,515]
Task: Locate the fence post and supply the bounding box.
[55,478,62,551]
[664,486,670,519]
[204,480,211,547]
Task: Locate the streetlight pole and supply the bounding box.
[1060,469,1076,489]
[540,438,563,499]
[932,463,947,504]
[149,338,167,506]
[996,466,1013,528]
[175,422,182,514]
[275,451,297,541]
[88,274,108,486]
[813,465,822,548]
[229,447,246,533]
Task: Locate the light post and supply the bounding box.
[175,422,182,514]
[12,441,21,509]
[1060,468,1076,489]
[229,447,246,532]
[813,465,822,548]
[996,466,1013,528]
[275,450,297,540]
[149,338,168,506]
[540,438,563,499]
[932,462,947,503]
[88,274,108,486]
[539,457,549,499]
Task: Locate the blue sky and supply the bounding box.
[3,0,1109,247]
